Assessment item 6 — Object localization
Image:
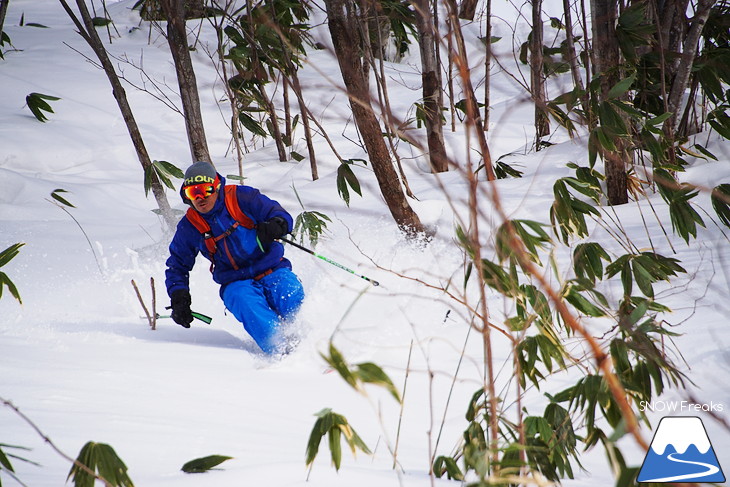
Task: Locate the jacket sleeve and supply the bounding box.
[165,218,202,296]
[237,186,293,232]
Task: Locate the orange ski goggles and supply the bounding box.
[183,178,220,200]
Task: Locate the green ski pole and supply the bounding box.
[281,236,380,287]
[158,309,213,324]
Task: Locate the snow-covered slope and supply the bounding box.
[1,0,729,486]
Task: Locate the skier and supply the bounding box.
[164,161,305,354]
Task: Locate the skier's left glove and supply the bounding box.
[256,216,288,251]
[170,289,193,328]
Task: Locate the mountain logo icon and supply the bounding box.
[638,416,726,483]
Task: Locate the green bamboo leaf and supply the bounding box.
[238,112,268,138]
[143,165,154,197]
[354,362,401,403]
[0,444,15,472]
[668,197,705,242]
[496,219,551,265]
[320,343,358,390]
[694,144,718,161]
[67,442,133,487]
[305,414,327,466]
[564,284,605,317]
[598,101,629,136]
[621,261,633,296]
[711,184,730,228]
[433,455,464,480]
[573,242,610,284]
[607,73,636,99]
[51,189,75,208]
[26,92,61,122]
[611,99,643,118]
[328,428,342,470]
[708,118,730,140]
[0,243,24,269]
[594,126,617,152]
[632,262,655,298]
[0,273,22,304]
[336,162,362,207]
[625,299,649,327]
[336,172,350,206]
[305,409,370,471]
[92,17,113,27]
[153,160,184,179]
[647,112,673,126]
[344,426,371,455]
[151,160,179,191]
[181,455,233,473]
[480,259,519,296]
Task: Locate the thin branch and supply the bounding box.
[0,397,114,487]
[132,279,154,329]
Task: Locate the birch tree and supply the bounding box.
[58,0,177,229]
[324,0,426,236]
[413,0,448,172]
[158,0,212,163]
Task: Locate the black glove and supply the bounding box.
[170,289,193,328]
[256,216,288,251]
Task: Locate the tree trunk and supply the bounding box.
[140,0,205,20]
[211,10,244,177]
[445,0,496,180]
[159,0,211,163]
[289,68,319,180]
[580,0,592,118]
[257,83,288,162]
[562,0,588,116]
[484,0,492,129]
[446,15,456,132]
[658,0,690,78]
[458,0,478,20]
[367,20,417,197]
[59,0,176,230]
[531,0,551,146]
[324,0,425,236]
[590,0,628,205]
[663,0,716,137]
[414,0,448,173]
[283,76,292,147]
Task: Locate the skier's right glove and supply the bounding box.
[170,289,193,328]
[256,216,288,252]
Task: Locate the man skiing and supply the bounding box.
[165,161,304,354]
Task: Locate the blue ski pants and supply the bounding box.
[221,268,304,354]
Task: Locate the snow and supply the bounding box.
[1,0,729,486]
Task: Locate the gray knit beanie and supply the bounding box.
[182,161,217,187]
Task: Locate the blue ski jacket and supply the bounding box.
[165,174,293,297]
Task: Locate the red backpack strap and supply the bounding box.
[223,185,255,229]
[185,207,217,257]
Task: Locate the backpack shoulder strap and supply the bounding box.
[223,185,255,229]
[185,207,217,256]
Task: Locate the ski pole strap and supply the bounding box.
[280,237,380,286]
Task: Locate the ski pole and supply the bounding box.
[280,237,380,287]
[158,308,213,324]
